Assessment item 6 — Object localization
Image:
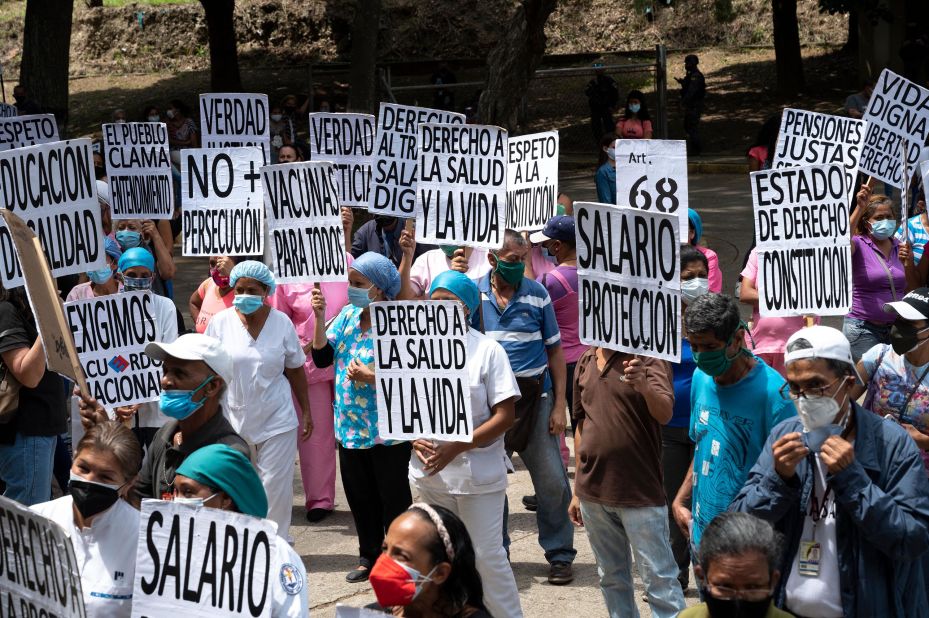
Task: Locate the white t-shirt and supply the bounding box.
[785,456,843,618]
[410,329,520,494]
[32,496,139,618]
[271,535,310,617]
[409,248,491,298]
[206,307,306,444]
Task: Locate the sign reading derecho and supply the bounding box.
[0,103,17,118]
[0,138,105,288]
[65,291,163,409]
[181,147,264,256]
[369,103,465,217]
[416,123,507,250]
[861,68,929,188]
[751,163,851,317]
[308,112,375,208]
[614,139,689,242]
[132,500,274,618]
[0,113,59,151]
[772,108,866,204]
[506,130,559,231]
[0,495,86,617]
[576,202,681,362]
[200,93,270,161]
[373,301,473,442]
[103,122,173,219]
[261,161,347,283]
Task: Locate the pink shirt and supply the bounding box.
[616,118,652,139]
[65,281,123,302]
[529,246,555,279]
[194,278,235,334]
[409,248,492,297]
[696,245,723,293]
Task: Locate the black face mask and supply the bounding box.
[94,165,106,180]
[703,589,772,618]
[69,475,121,519]
[13,95,23,105]
[891,320,929,355]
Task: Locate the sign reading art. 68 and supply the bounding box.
[615,139,689,242]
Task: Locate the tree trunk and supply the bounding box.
[478,0,557,132]
[347,0,381,113]
[20,0,74,131]
[200,0,241,91]
[843,8,859,53]
[771,0,805,95]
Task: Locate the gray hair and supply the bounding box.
[699,512,783,575]
[491,229,527,256]
[683,292,741,341]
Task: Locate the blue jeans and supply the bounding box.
[580,501,686,618]
[843,317,891,363]
[0,434,56,505]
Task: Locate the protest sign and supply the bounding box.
[308,112,375,208]
[0,495,86,618]
[0,114,58,151]
[614,139,688,241]
[415,123,507,250]
[0,138,105,288]
[861,68,929,187]
[335,608,388,618]
[261,161,347,283]
[65,291,163,409]
[181,147,264,256]
[0,209,89,393]
[751,164,852,317]
[132,500,275,618]
[103,122,173,219]
[506,130,559,231]
[0,103,17,118]
[575,201,681,362]
[772,108,866,205]
[369,103,465,217]
[199,93,270,162]
[373,300,473,442]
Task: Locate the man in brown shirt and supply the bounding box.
[569,347,686,618]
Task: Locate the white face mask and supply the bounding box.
[173,492,218,508]
[797,388,849,452]
[270,113,283,122]
[681,277,709,304]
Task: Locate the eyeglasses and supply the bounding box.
[779,376,844,401]
[707,583,773,602]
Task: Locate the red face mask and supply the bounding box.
[210,267,230,288]
[369,553,435,607]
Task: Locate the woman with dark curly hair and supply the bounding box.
[368,503,491,617]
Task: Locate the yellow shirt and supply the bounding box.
[678,602,795,618]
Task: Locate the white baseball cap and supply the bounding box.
[883,287,929,321]
[784,325,863,384]
[145,333,233,385]
[96,179,111,207]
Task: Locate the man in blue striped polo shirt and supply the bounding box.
[472,228,576,584]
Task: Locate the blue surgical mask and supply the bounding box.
[606,147,615,161]
[233,294,264,315]
[347,285,374,309]
[629,103,641,113]
[115,230,142,249]
[122,275,152,291]
[870,219,897,240]
[159,376,214,420]
[88,267,113,285]
[542,246,558,264]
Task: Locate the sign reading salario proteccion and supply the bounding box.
[751,163,852,317]
[575,201,681,362]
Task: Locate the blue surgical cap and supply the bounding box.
[230,260,276,295]
[117,247,154,273]
[429,270,480,314]
[103,236,122,262]
[688,209,703,244]
[352,252,401,300]
[175,444,268,519]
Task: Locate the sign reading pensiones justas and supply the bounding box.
[575,201,681,362]
[506,130,559,231]
[308,112,375,208]
[103,121,173,220]
[373,300,473,442]
[751,163,852,317]
[132,500,276,618]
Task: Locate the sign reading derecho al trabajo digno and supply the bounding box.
[0,495,86,618]
[576,202,681,362]
[103,121,173,220]
[132,500,275,618]
[261,160,347,284]
[416,123,507,250]
[373,301,473,442]
[181,147,264,257]
[308,112,375,208]
[200,93,270,161]
[507,130,559,231]
[751,163,851,318]
[0,138,106,288]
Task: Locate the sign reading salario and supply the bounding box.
[614,139,689,242]
[103,122,174,219]
[415,123,507,250]
[373,301,473,442]
[181,147,265,256]
[199,93,270,162]
[0,495,87,618]
[308,112,375,208]
[132,500,275,618]
[506,130,559,231]
[261,160,348,283]
[575,201,681,362]
[751,163,852,317]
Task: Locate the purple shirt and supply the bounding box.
[849,235,907,323]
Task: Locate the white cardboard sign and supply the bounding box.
[308,112,375,208]
[199,93,270,162]
[103,122,174,219]
[506,130,559,231]
[614,139,688,242]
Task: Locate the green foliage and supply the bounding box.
[818,0,893,24]
[102,0,194,6]
[714,0,735,23]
